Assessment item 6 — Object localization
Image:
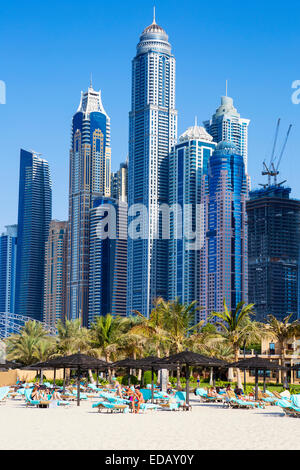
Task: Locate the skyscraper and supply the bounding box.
[44,220,68,328]
[0,225,17,313]
[111,160,128,202]
[15,150,52,321]
[168,124,216,308]
[89,197,127,324]
[247,185,300,322]
[204,95,250,170]
[127,13,177,316]
[67,84,111,325]
[199,142,249,322]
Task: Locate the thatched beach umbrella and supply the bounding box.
[25,354,109,406]
[229,356,285,400]
[154,351,227,408]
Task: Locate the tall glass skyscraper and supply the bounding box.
[199,142,249,322]
[168,124,216,309]
[247,185,300,322]
[89,197,127,325]
[204,96,250,170]
[127,14,177,316]
[15,150,52,321]
[67,84,111,325]
[0,225,17,313]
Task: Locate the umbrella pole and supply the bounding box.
[255,369,258,401]
[141,370,144,387]
[263,370,266,393]
[77,367,80,407]
[151,367,154,404]
[128,368,130,387]
[96,369,99,388]
[186,364,190,410]
[53,368,56,388]
[63,368,66,394]
[213,368,216,387]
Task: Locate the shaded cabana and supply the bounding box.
[0,360,22,370]
[154,351,227,408]
[24,353,109,406]
[229,356,285,400]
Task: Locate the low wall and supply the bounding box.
[0,369,65,386]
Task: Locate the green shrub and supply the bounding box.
[120,374,138,386]
[143,370,157,385]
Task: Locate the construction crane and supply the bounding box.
[259,120,291,188]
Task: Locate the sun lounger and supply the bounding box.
[92,401,129,413]
[0,386,10,404]
[24,389,50,408]
[226,391,263,409]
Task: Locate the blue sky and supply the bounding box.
[0,0,299,231]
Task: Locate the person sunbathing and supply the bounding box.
[50,390,62,400]
[207,387,218,397]
[134,387,144,414]
[114,381,123,399]
[31,386,40,400]
[124,386,135,412]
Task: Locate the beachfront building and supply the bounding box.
[67,84,111,326]
[43,220,68,328]
[15,150,52,321]
[127,13,178,316]
[247,185,300,322]
[0,225,17,314]
[168,124,216,309]
[111,161,128,203]
[199,142,249,322]
[88,197,127,325]
[204,95,250,171]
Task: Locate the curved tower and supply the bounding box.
[67,85,111,325]
[199,141,249,322]
[127,13,178,316]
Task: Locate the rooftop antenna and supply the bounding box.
[153,6,156,24]
[225,80,228,97]
[194,116,198,127]
[90,73,93,89]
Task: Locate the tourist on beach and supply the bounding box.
[115,381,123,399]
[31,385,40,400]
[134,386,144,414]
[124,386,135,412]
[234,385,244,397]
[207,387,218,397]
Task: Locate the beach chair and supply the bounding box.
[92,401,129,413]
[225,390,263,409]
[140,389,152,402]
[24,389,50,408]
[256,389,276,405]
[0,386,10,404]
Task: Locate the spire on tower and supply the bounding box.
[90,73,93,89]
[226,79,228,97]
[153,6,156,24]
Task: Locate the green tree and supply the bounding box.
[209,300,263,388]
[6,320,51,365]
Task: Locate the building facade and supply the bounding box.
[204,96,250,171]
[0,225,17,314]
[111,161,128,203]
[89,197,127,325]
[15,150,52,321]
[199,141,249,322]
[247,186,300,322]
[168,125,216,308]
[43,220,68,328]
[67,85,111,325]
[127,15,177,316]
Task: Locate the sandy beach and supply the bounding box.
[0,397,299,450]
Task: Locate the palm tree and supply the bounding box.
[130,298,170,358]
[266,314,300,384]
[56,319,90,356]
[90,314,121,363]
[209,300,263,388]
[159,298,203,387]
[5,320,50,365]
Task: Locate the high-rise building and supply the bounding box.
[199,142,249,322]
[89,197,127,325]
[15,150,52,321]
[43,220,68,328]
[111,160,128,202]
[0,225,17,313]
[168,124,216,308]
[204,95,250,170]
[247,185,300,322]
[127,13,177,316]
[67,84,111,325]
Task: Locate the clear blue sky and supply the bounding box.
[0,0,299,231]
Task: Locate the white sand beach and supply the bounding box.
[0,397,299,450]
